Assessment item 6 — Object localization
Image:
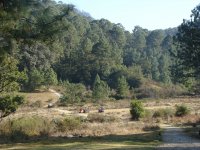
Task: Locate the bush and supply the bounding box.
[153,108,174,118]
[59,81,87,105]
[0,116,53,141]
[87,113,117,123]
[130,100,145,120]
[175,105,190,117]
[0,95,24,118]
[55,117,81,132]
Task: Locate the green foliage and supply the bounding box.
[0,0,181,99]
[44,68,58,87]
[175,5,200,80]
[130,100,145,120]
[92,74,110,100]
[28,69,44,91]
[60,81,87,105]
[0,56,26,93]
[175,105,190,117]
[116,76,130,99]
[0,95,24,118]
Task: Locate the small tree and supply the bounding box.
[0,95,24,120]
[92,74,110,100]
[28,69,44,91]
[130,100,144,120]
[116,76,130,99]
[44,68,58,88]
[60,81,87,105]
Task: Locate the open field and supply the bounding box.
[1,90,200,149]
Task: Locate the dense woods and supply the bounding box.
[1,0,200,104]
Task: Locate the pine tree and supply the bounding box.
[116,76,130,99]
[92,74,109,100]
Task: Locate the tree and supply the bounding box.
[44,68,58,88]
[92,74,109,100]
[116,76,130,99]
[28,69,44,91]
[130,100,145,120]
[0,56,25,93]
[175,5,200,79]
[0,95,24,120]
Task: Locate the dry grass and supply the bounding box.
[21,91,59,108]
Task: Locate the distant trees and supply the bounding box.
[1,0,189,101]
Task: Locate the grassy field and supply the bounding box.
[1,90,200,150]
[0,131,161,150]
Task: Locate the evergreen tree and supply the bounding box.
[44,68,58,88]
[116,76,130,99]
[92,74,109,100]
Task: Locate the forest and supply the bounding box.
[1,0,200,114]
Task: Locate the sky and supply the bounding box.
[56,0,199,31]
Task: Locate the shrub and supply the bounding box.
[0,116,53,141]
[153,108,174,118]
[130,100,145,120]
[87,113,117,123]
[0,95,24,118]
[55,117,81,132]
[175,105,190,117]
[60,81,87,105]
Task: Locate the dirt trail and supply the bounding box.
[157,125,200,150]
[49,89,62,98]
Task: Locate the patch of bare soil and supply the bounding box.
[157,125,200,150]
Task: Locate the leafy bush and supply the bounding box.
[130,100,145,120]
[60,81,87,105]
[175,105,190,117]
[0,95,24,118]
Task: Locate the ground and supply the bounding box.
[157,125,200,150]
[0,90,200,149]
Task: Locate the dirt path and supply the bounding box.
[157,125,200,150]
[49,89,62,98]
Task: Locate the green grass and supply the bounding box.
[0,131,161,150]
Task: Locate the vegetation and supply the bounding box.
[175,105,190,117]
[0,95,24,120]
[0,0,200,148]
[130,100,145,120]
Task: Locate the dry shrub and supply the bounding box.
[55,117,82,132]
[153,108,174,119]
[87,113,117,123]
[135,82,185,99]
[143,124,160,131]
[170,114,200,125]
[66,122,147,137]
[0,116,53,141]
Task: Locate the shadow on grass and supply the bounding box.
[0,131,161,150]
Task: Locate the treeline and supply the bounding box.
[0,0,192,100]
